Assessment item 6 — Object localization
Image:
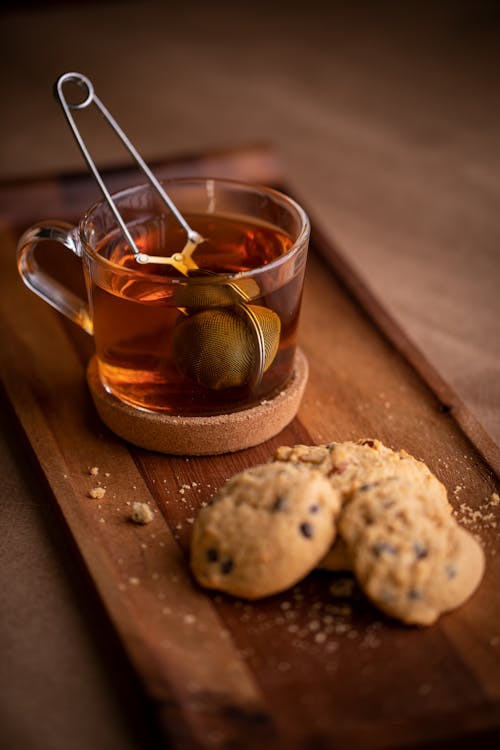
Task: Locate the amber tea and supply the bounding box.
[87,212,304,414]
[18,178,310,419]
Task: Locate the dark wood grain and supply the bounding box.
[0,147,499,749]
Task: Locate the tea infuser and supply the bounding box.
[54,72,203,272]
[54,72,281,388]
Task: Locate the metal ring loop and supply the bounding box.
[56,72,94,110]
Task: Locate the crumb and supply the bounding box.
[130,502,154,525]
[184,614,196,625]
[88,487,106,499]
[490,492,500,507]
[88,466,99,476]
[128,577,140,585]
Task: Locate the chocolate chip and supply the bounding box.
[445,564,457,579]
[414,542,428,559]
[272,496,287,512]
[362,512,374,525]
[206,548,218,562]
[361,440,375,448]
[408,588,422,600]
[372,541,397,556]
[221,559,234,575]
[359,483,375,492]
[299,522,313,538]
[308,504,320,514]
[380,587,397,603]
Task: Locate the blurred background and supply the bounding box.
[2,0,499,444]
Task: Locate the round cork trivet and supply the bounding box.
[86,348,308,455]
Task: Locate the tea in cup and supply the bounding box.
[17,178,310,418]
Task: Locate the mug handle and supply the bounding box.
[17,220,93,334]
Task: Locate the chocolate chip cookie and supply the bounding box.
[340,478,485,625]
[190,462,341,599]
[274,438,450,512]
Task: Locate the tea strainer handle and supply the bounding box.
[54,72,203,262]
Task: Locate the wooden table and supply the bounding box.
[1,145,499,750]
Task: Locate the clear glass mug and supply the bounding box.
[17,178,310,416]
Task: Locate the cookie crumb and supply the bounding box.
[88,466,99,476]
[490,492,500,507]
[128,576,140,585]
[88,487,106,499]
[130,502,154,525]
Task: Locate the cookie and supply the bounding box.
[339,476,450,549]
[275,438,451,575]
[274,439,450,512]
[340,478,485,625]
[190,462,341,599]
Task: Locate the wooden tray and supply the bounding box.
[1,146,499,750]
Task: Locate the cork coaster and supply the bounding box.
[86,348,308,455]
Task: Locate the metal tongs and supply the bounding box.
[54,72,204,274]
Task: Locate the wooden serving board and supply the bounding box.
[0,146,499,749]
